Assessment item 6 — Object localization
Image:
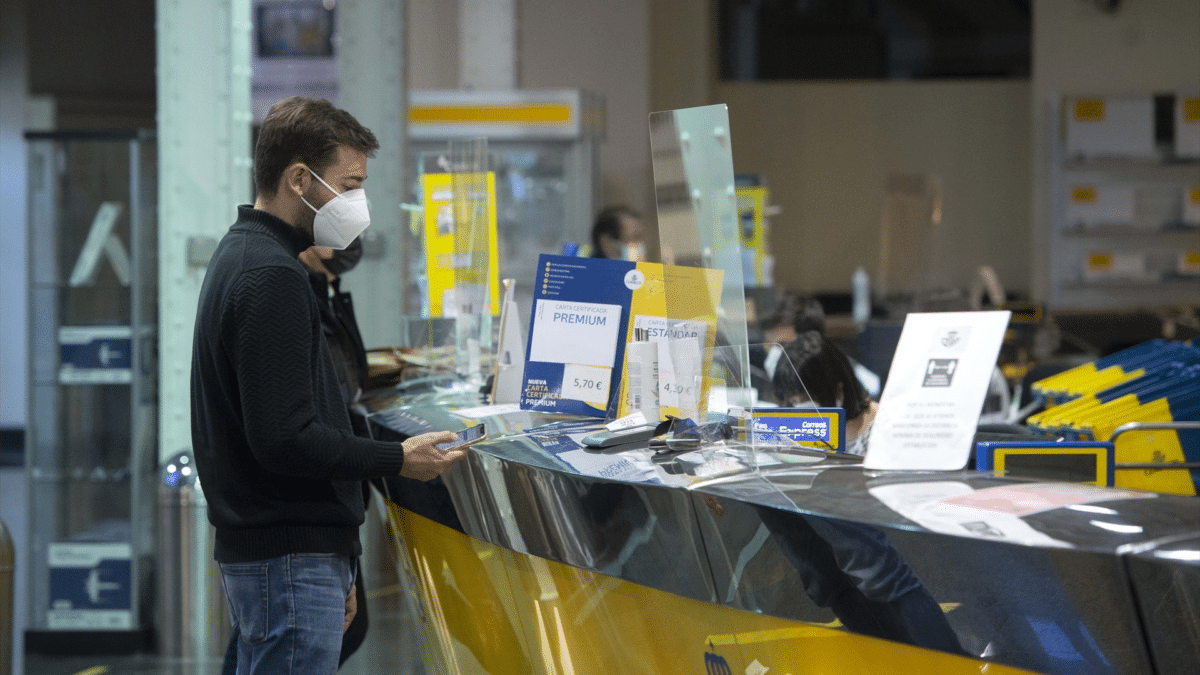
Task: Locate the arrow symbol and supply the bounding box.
[85,568,120,603]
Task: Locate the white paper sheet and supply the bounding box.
[529,299,623,367]
[863,311,1011,471]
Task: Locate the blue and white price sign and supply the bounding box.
[522,255,637,417]
[747,407,845,452]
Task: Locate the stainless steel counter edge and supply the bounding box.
[370,402,1200,675]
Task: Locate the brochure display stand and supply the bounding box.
[519,255,640,418]
[517,255,725,420]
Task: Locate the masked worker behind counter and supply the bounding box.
[589,204,646,261]
[191,96,465,675]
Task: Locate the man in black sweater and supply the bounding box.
[191,97,464,675]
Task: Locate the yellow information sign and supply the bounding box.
[422,172,501,317]
[615,261,724,420]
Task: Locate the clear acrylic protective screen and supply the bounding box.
[703,343,832,482]
[648,104,750,424]
[649,106,832,480]
[449,138,495,388]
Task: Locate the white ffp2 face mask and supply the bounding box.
[301,169,371,250]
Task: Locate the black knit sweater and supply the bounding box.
[191,206,406,563]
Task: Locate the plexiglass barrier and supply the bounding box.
[448,138,495,388]
[386,140,502,401]
[688,343,833,481]
[648,105,752,427]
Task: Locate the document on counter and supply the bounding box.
[556,448,661,484]
[869,481,1155,547]
[864,311,1011,471]
[521,430,662,484]
[451,403,523,419]
[868,481,1070,548]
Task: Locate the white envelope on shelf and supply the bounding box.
[1065,96,1156,160]
[1065,184,1135,229]
[1083,251,1149,281]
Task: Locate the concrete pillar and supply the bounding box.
[460,0,517,89]
[336,0,409,348]
[0,0,30,431]
[156,0,253,462]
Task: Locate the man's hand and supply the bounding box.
[399,430,467,481]
[343,584,357,633]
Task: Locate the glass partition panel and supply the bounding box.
[701,343,832,479]
[448,138,495,389]
[648,105,751,425]
[24,131,157,634]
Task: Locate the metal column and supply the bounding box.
[155,0,251,662]
[155,0,253,465]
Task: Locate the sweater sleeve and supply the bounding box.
[227,266,406,479]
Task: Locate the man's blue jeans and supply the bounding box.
[220,553,355,675]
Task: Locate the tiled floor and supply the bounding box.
[22,587,429,675]
[21,501,429,675]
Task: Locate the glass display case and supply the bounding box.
[24,131,158,652]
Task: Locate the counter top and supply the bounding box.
[363,391,1200,675]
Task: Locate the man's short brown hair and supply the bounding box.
[254,97,380,197]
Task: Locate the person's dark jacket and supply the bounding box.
[191,205,406,563]
[309,272,368,409]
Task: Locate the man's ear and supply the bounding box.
[282,162,310,199]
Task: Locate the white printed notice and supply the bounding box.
[863,311,1011,471]
[529,299,622,367]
